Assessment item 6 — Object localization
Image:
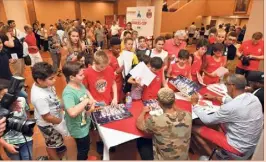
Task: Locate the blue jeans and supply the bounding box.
[97,41,104,49]
[5,140,33,160]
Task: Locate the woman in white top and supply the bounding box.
[145,36,168,66]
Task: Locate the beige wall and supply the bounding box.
[204,0,253,16]
[80,2,114,24]
[117,0,136,15]
[3,0,28,31]
[161,0,206,33]
[34,0,76,26]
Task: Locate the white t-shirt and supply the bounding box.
[145,49,168,62]
[31,83,61,127]
[57,30,64,42]
[111,25,120,36]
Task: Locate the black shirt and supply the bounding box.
[0,48,12,80]
[254,88,264,112]
[0,35,24,59]
[224,44,236,60]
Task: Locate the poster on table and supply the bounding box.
[92,104,133,125]
[126,6,155,37]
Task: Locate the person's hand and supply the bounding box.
[116,65,124,74]
[11,100,23,112]
[111,97,117,107]
[5,143,19,154]
[135,77,142,85]
[141,106,151,114]
[245,86,254,93]
[6,32,12,38]
[203,93,215,100]
[88,102,96,113]
[9,59,17,64]
[210,72,217,77]
[191,93,199,106]
[0,117,6,136]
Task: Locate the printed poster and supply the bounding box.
[126,6,155,37]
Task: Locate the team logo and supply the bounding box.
[258,48,262,53]
[137,11,141,18]
[146,9,152,18]
[95,79,107,93]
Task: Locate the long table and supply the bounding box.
[96,87,222,160]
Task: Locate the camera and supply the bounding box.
[0,76,36,137]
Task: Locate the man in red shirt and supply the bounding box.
[106,37,124,103]
[24,24,43,66]
[83,50,117,105]
[163,30,187,64]
[236,32,264,77]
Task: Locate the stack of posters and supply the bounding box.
[169,75,201,97]
[92,104,133,125]
[143,99,163,116]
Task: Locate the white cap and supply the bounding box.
[174,30,187,37]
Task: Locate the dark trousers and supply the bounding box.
[136,138,153,160]
[235,66,250,77]
[74,134,90,160]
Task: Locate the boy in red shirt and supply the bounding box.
[167,49,192,91]
[142,57,168,101]
[236,32,264,77]
[106,37,124,103]
[191,38,208,82]
[202,43,226,85]
[83,50,117,105]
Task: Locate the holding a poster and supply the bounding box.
[126,6,155,37]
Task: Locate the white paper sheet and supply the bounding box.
[207,83,228,97]
[192,100,220,119]
[197,72,206,86]
[118,51,134,78]
[212,67,229,77]
[11,53,18,59]
[129,62,156,86]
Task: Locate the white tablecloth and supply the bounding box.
[96,124,141,160]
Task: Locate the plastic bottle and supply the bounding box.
[125,92,132,109]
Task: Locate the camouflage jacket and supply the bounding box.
[144,110,192,160]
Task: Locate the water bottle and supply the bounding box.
[125,92,132,109]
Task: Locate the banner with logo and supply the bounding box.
[126,6,155,37]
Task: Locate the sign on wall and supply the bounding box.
[126,6,155,37]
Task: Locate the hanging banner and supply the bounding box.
[126,6,155,37]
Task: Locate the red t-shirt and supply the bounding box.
[25,33,38,54]
[168,63,191,91]
[142,69,163,101]
[163,38,186,58]
[237,40,264,71]
[191,55,202,81]
[83,66,115,105]
[106,50,124,101]
[203,55,225,84]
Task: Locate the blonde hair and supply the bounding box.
[93,50,109,65]
[66,28,82,54]
[217,29,226,36]
[157,88,175,108]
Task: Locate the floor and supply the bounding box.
[1,45,199,160]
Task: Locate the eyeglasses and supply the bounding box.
[228,38,237,42]
[225,83,234,86]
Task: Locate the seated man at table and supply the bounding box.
[136,88,192,160]
[191,74,263,157]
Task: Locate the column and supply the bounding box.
[3,0,29,31]
[0,0,7,23]
[25,0,37,25]
[244,0,264,71]
[151,0,163,38]
[75,0,81,20]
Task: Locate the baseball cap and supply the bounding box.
[246,71,264,83]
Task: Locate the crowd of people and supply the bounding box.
[0,17,264,161]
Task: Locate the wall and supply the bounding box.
[34,0,76,26]
[0,0,7,23]
[3,0,28,31]
[204,0,253,16]
[161,0,206,33]
[239,18,249,27]
[117,0,136,15]
[80,2,114,24]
